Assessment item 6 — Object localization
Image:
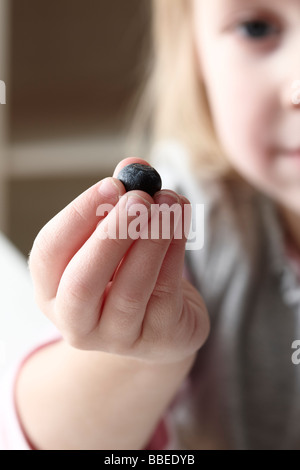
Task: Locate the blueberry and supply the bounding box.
[117,163,162,197]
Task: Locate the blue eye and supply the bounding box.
[238,20,278,40]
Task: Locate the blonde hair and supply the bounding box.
[126,0,243,182]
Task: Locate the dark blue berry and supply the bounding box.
[117,164,162,197]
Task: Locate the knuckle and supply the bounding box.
[195,305,211,345]
[153,280,178,297]
[143,311,168,342]
[71,201,89,225]
[62,329,87,350]
[54,310,92,349]
[112,236,128,251]
[95,328,134,355]
[179,299,210,350]
[149,238,171,253]
[106,340,131,356]
[63,273,94,305]
[28,228,50,271]
[112,292,144,317]
[35,294,53,319]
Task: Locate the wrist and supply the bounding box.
[57,341,197,381]
[80,348,197,384]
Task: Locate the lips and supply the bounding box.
[288,147,300,158]
[285,149,300,158]
[279,148,300,158]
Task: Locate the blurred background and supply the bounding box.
[0,0,150,257]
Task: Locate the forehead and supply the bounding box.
[209,0,298,4]
[194,0,299,9]
[193,0,300,20]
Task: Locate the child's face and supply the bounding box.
[192,0,300,213]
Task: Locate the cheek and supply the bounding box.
[204,61,274,185]
[193,11,277,192]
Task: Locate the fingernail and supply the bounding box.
[98,178,120,200]
[154,190,180,206]
[126,194,151,212]
[179,195,190,205]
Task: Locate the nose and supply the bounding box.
[280,78,300,109]
[280,57,300,109]
[291,79,300,107]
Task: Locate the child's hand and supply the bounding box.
[29,158,210,364]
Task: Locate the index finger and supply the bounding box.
[29,176,126,305]
[30,157,151,306]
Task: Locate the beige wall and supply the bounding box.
[1,0,150,255]
[9,175,104,257]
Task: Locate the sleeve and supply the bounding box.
[143,417,172,450]
[0,331,62,451]
[0,331,183,451]
[144,380,191,451]
[0,232,59,450]
[0,365,32,450]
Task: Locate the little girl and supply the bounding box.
[2,0,300,450]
